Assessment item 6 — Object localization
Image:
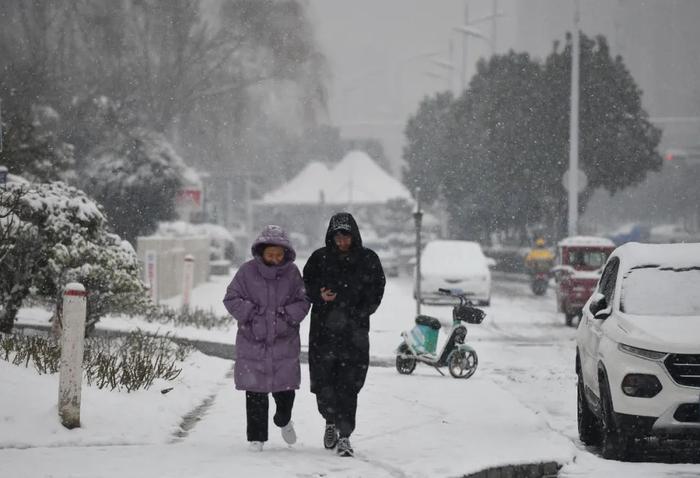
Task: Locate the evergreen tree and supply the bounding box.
[0,105,74,182]
[402,33,662,242]
[541,33,662,235]
[80,128,187,244]
[402,91,454,205]
[0,182,150,333]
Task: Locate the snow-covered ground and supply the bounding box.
[6,270,700,476]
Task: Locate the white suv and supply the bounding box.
[576,242,700,460]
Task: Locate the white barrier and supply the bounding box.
[58,283,86,429]
[136,236,210,302]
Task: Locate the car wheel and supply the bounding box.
[447,349,478,379]
[599,375,632,460]
[577,370,600,446]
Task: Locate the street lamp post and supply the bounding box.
[568,0,581,237]
[413,187,423,316]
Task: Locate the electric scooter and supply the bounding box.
[395,288,485,379]
[531,270,549,296]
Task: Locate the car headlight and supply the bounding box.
[618,343,667,361]
[621,373,663,398]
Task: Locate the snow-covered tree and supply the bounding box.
[0,105,75,182]
[403,33,662,242]
[80,128,187,244]
[0,182,151,333]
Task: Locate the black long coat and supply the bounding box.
[303,213,385,394]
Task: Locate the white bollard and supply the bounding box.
[181,254,195,311]
[58,283,87,429]
[145,249,158,304]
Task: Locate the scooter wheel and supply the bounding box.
[396,344,416,375]
[447,350,478,379]
[396,355,416,374]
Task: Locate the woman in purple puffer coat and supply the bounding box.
[223,225,310,451]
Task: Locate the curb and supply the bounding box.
[462,461,561,478]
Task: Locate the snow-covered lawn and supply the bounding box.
[0,351,231,449]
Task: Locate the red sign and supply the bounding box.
[177,188,203,211]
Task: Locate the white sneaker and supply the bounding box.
[336,437,354,457]
[281,420,297,445]
[248,441,264,452]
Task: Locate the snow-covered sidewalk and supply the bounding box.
[5,270,579,476]
[1,358,573,477]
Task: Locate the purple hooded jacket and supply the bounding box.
[223,225,310,393]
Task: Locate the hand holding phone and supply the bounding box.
[320,287,337,302]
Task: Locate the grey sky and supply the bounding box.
[307,0,700,175]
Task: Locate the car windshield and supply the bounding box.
[566,250,608,269]
[621,266,700,316]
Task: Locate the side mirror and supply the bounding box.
[485,257,497,268]
[589,293,611,319]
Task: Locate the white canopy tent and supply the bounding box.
[259,151,413,206]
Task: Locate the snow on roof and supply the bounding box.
[260,161,331,205]
[613,242,700,271]
[558,236,615,248]
[617,242,700,317]
[182,165,202,187]
[259,151,413,206]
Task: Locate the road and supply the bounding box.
[460,277,700,476]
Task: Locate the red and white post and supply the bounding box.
[58,283,87,429]
[181,254,195,311]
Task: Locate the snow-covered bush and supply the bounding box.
[0,181,152,333]
[80,128,187,243]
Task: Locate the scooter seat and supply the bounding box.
[415,315,441,330]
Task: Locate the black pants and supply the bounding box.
[312,355,368,439]
[246,390,295,442]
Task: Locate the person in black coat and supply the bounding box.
[303,212,385,457]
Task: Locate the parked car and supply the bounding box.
[415,240,492,306]
[576,242,700,460]
[553,236,616,326]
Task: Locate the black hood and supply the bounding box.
[325,212,363,249]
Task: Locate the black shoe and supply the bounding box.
[324,423,338,449]
[336,437,354,457]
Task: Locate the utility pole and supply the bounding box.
[461,1,470,92]
[568,0,581,237]
[491,0,498,55]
